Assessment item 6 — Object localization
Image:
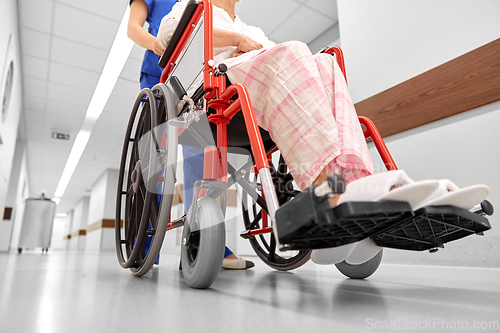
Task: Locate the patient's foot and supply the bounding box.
[326,194,340,207]
[313,168,345,207]
[390,184,403,191]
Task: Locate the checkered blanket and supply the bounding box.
[226,41,373,190]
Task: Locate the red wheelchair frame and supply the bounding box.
[159,0,397,237]
[115,0,492,289]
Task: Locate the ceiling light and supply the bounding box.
[53,6,134,201]
[53,129,91,198]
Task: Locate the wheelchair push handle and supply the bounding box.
[169,76,195,108]
[170,76,187,100]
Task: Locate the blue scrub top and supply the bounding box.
[130,0,178,78]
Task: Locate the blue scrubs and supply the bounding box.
[132,0,233,262]
[134,0,177,81]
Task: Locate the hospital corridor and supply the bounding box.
[1,0,500,332]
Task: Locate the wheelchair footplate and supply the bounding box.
[370,205,491,251]
[275,187,414,250]
[275,185,492,251]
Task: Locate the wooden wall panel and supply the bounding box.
[355,38,500,138]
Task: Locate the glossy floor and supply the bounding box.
[1,250,499,333]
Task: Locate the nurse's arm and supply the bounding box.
[128,0,165,55]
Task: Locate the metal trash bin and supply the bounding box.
[18,198,56,253]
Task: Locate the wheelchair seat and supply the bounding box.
[176,83,275,153]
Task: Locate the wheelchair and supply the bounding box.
[115,0,493,288]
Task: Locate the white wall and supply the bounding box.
[63,210,74,250]
[7,143,30,251]
[338,1,500,214]
[308,24,340,53]
[86,169,119,251]
[337,0,500,247]
[338,0,500,103]
[0,0,24,221]
[51,215,70,250]
[68,196,89,250]
[0,140,24,251]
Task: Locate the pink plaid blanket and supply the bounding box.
[226,41,373,190]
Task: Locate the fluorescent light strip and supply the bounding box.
[53,6,134,201]
[54,130,91,198]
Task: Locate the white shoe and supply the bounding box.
[311,243,356,265]
[414,179,489,210]
[344,238,382,265]
[312,172,490,266]
[221,257,255,270]
[313,171,437,265]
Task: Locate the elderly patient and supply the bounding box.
[157,0,373,206]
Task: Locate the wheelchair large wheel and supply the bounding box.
[335,249,383,279]
[115,84,178,276]
[181,197,226,289]
[242,153,311,271]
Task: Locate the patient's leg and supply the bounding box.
[227,41,373,191]
[314,53,373,184]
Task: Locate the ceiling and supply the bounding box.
[17,0,338,214]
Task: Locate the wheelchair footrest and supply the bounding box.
[370,205,491,251]
[275,193,413,250]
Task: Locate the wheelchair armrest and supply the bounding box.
[158,0,200,69]
[322,46,346,82]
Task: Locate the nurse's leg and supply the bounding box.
[182,145,205,214]
[181,145,251,268]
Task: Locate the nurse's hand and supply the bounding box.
[153,39,165,56]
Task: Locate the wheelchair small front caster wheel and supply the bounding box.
[181,197,225,289]
[335,249,383,279]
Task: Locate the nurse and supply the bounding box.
[128,0,254,269]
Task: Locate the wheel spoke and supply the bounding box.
[139,131,151,162]
[252,198,258,217]
[249,210,262,230]
[132,142,140,164]
[138,180,148,203]
[133,190,145,239]
[149,195,160,230]
[126,195,138,246]
[268,235,277,258]
[126,184,134,197]
[259,234,271,252]
[239,154,311,271]
[133,196,141,238]
[278,155,287,177]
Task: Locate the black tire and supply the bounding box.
[335,249,383,279]
[181,197,226,289]
[241,153,311,271]
[18,248,22,254]
[115,83,178,275]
